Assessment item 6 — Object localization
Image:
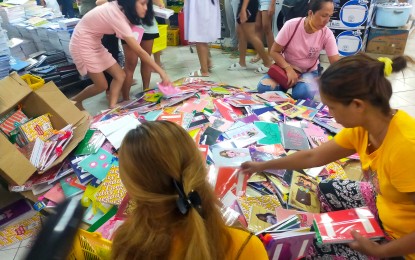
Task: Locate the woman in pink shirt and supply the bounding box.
[69,0,170,109]
[257,0,339,100]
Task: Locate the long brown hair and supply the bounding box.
[112,121,231,260]
[319,53,413,115]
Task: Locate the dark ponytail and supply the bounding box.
[308,0,334,13]
[319,53,414,115]
[391,56,410,73]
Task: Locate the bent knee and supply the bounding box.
[259,78,277,88]
[114,70,126,82]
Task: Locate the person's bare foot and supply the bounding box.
[72,100,85,111]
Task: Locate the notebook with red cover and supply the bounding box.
[213,98,243,122]
[313,207,384,244]
[211,167,248,199]
[0,109,29,136]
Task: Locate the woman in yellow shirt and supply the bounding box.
[241,53,415,259]
[112,121,268,260]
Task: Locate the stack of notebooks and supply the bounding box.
[0,110,75,171]
[0,27,10,79]
[1,77,362,256]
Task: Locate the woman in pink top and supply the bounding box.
[257,0,339,100]
[69,0,170,109]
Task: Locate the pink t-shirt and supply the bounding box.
[71,1,134,46]
[275,17,338,72]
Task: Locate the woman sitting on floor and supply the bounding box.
[257,0,339,100]
[242,53,415,259]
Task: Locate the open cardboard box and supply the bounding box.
[0,72,90,185]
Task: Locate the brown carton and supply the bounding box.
[0,72,90,185]
[365,26,409,55]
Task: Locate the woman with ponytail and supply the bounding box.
[256,0,339,100]
[112,121,268,260]
[242,53,415,259]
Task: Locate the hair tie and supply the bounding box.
[173,179,202,215]
[377,57,393,77]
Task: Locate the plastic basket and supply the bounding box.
[167,28,179,46]
[152,24,168,53]
[67,229,112,260]
[20,74,45,90]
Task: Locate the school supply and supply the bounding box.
[78,148,115,181]
[0,108,29,136]
[256,91,291,103]
[211,147,252,167]
[264,231,316,260]
[280,124,310,150]
[95,165,127,206]
[288,171,320,213]
[313,207,384,244]
[18,114,54,142]
[0,199,33,228]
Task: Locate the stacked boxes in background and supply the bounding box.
[328,0,374,56]
[365,2,413,55]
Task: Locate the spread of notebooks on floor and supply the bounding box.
[0,77,385,259]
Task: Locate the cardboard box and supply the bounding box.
[0,72,90,185]
[365,26,409,55]
[328,0,372,29]
[330,28,367,56]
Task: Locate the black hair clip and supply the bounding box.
[173,179,202,216]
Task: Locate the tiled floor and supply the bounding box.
[81,32,415,117]
[0,31,414,260]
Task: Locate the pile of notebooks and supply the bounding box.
[0,27,10,79]
[0,108,74,171]
[2,77,375,258]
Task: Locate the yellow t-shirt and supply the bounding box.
[334,110,415,259]
[169,227,268,260]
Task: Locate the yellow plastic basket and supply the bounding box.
[20,74,45,90]
[67,229,112,260]
[152,24,168,53]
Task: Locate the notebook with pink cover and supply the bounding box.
[43,182,65,203]
[266,231,316,260]
[178,98,209,113]
[131,25,144,43]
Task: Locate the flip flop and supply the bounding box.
[228,62,247,71]
[255,65,270,74]
[189,69,209,77]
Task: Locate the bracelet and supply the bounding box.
[283,64,291,70]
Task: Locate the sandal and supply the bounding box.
[249,55,261,64]
[228,62,247,71]
[255,65,269,74]
[189,69,209,77]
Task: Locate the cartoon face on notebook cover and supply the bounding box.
[78,148,115,181]
[247,205,277,233]
[211,148,252,167]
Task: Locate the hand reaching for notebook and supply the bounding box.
[160,72,171,87]
[240,161,264,175]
